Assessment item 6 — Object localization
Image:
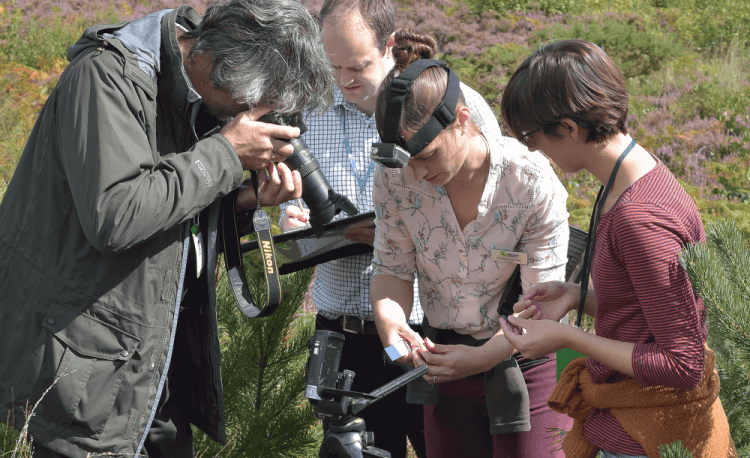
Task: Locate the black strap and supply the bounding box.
[497,264,522,318]
[221,170,283,318]
[575,137,637,327]
[382,59,461,156]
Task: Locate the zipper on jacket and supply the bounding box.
[136,224,191,455]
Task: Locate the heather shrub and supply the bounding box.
[442,41,531,109]
[6,0,213,23]
[0,57,64,181]
[681,83,750,128]
[664,0,750,51]
[558,171,600,230]
[536,13,687,78]
[463,0,577,15]
[677,39,750,124]
[0,0,94,68]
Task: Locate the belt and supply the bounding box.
[317,314,380,335]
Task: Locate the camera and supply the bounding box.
[369,143,410,169]
[259,113,358,237]
[305,330,428,458]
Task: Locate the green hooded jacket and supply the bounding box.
[0,6,244,457]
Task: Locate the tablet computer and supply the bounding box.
[240,211,375,274]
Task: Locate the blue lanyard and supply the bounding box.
[340,111,375,194]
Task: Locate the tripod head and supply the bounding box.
[305,330,428,458]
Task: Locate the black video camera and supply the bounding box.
[259,113,359,237]
[305,330,428,458]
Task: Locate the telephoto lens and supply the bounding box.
[259,113,358,237]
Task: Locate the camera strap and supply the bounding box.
[575,137,636,327]
[221,170,283,318]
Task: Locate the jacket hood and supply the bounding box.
[101,9,172,78]
[68,9,172,78]
[67,7,203,123]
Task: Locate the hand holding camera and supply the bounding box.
[221,106,301,170]
[257,112,359,237]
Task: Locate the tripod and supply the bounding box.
[305,330,429,458]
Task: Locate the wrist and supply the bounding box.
[559,323,582,351]
[566,282,582,313]
[480,336,514,371]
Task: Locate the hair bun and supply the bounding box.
[392,28,438,71]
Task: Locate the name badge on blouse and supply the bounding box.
[491,249,527,265]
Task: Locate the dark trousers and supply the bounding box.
[316,315,427,458]
[423,357,571,458]
[140,375,195,458]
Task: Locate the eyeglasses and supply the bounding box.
[519,127,541,145]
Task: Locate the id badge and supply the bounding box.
[191,216,204,277]
[491,249,527,265]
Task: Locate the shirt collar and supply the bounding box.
[332,87,375,120]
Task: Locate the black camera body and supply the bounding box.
[259,113,359,237]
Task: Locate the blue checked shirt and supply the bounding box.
[280,84,503,325]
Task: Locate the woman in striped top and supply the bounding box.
[498,40,732,458]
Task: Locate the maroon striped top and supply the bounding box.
[584,160,707,455]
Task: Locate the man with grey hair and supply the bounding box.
[0,0,333,457]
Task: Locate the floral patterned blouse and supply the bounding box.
[372,133,570,340]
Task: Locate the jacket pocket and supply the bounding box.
[36,301,140,438]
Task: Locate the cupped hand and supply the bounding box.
[221,106,301,171]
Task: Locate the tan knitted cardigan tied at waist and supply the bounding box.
[548,348,736,458]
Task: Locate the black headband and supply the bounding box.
[381,59,461,156]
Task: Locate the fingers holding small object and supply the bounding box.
[384,339,411,362]
[433,375,437,384]
[500,316,523,337]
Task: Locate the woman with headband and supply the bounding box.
[499,39,733,458]
[369,29,572,457]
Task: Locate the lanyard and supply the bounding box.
[340,111,375,195]
[575,137,637,328]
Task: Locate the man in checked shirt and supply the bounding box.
[279,1,502,456]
